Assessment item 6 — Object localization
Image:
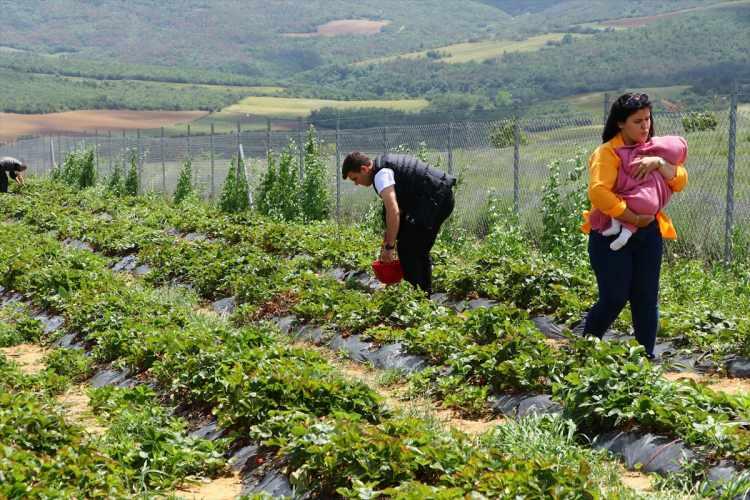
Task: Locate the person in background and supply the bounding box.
[342,152,456,294]
[0,157,27,193]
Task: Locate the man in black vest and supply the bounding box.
[342,151,456,294]
[0,157,27,193]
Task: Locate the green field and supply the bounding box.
[522,86,694,118]
[357,33,593,65]
[223,96,430,118]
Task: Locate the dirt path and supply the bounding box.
[1,343,48,374]
[56,385,107,436]
[620,467,653,493]
[663,372,750,397]
[175,472,243,500]
[1,343,107,435]
[294,340,508,435]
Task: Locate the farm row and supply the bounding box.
[1,180,749,497]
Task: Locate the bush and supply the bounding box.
[124,152,139,196]
[256,145,301,221]
[682,111,718,133]
[173,158,194,204]
[541,150,588,259]
[106,162,126,196]
[489,119,526,149]
[51,147,96,189]
[299,126,331,222]
[256,126,331,222]
[219,156,250,213]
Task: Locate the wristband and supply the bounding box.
[384,243,395,250]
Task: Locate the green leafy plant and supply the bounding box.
[106,162,126,196]
[124,151,139,196]
[682,111,718,133]
[299,126,331,222]
[489,119,526,149]
[173,157,194,204]
[256,143,301,221]
[219,155,250,213]
[51,147,96,189]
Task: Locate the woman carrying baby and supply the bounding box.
[579,92,688,358]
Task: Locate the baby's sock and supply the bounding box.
[602,218,621,237]
[610,228,633,251]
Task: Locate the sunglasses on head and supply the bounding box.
[622,93,650,109]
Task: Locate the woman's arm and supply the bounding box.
[588,146,627,217]
[630,156,687,191]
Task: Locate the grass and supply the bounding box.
[356,33,594,65]
[222,96,430,118]
[525,86,693,117]
[584,0,750,29]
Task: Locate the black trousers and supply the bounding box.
[397,193,455,295]
[0,172,8,193]
[583,221,663,357]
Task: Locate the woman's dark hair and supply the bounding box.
[602,92,655,143]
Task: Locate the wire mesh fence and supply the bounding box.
[2,95,748,262]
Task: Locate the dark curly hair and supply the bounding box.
[602,92,655,143]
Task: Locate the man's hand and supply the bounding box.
[379,247,396,263]
[14,173,25,186]
[630,156,664,180]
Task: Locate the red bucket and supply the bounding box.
[372,259,404,284]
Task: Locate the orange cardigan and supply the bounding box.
[581,133,688,240]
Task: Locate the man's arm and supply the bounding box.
[379,186,400,262]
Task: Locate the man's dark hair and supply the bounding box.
[341,152,370,179]
[17,163,27,171]
[602,92,655,143]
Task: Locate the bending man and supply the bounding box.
[342,152,455,294]
[0,157,27,193]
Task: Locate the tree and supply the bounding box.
[173,158,194,204]
[124,152,139,196]
[299,126,331,222]
[219,156,250,213]
[106,162,126,196]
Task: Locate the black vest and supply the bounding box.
[372,154,456,229]
[0,157,23,173]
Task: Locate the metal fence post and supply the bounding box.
[266,118,272,157]
[210,123,215,200]
[725,82,738,263]
[187,124,191,160]
[56,135,62,166]
[108,131,113,173]
[382,126,388,155]
[603,92,610,124]
[49,137,56,170]
[94,129,99,176]
[298,117,304,180]
[160,127,166,194]
[137,129,142,194]
[513,118,521,215]
[448,122,454,175]
[236,122,241,182]
[122,130,127,172]
[336,113,341,223]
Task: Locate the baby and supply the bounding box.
[593,136,687,251]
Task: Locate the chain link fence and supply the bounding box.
[2,94,748,261]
